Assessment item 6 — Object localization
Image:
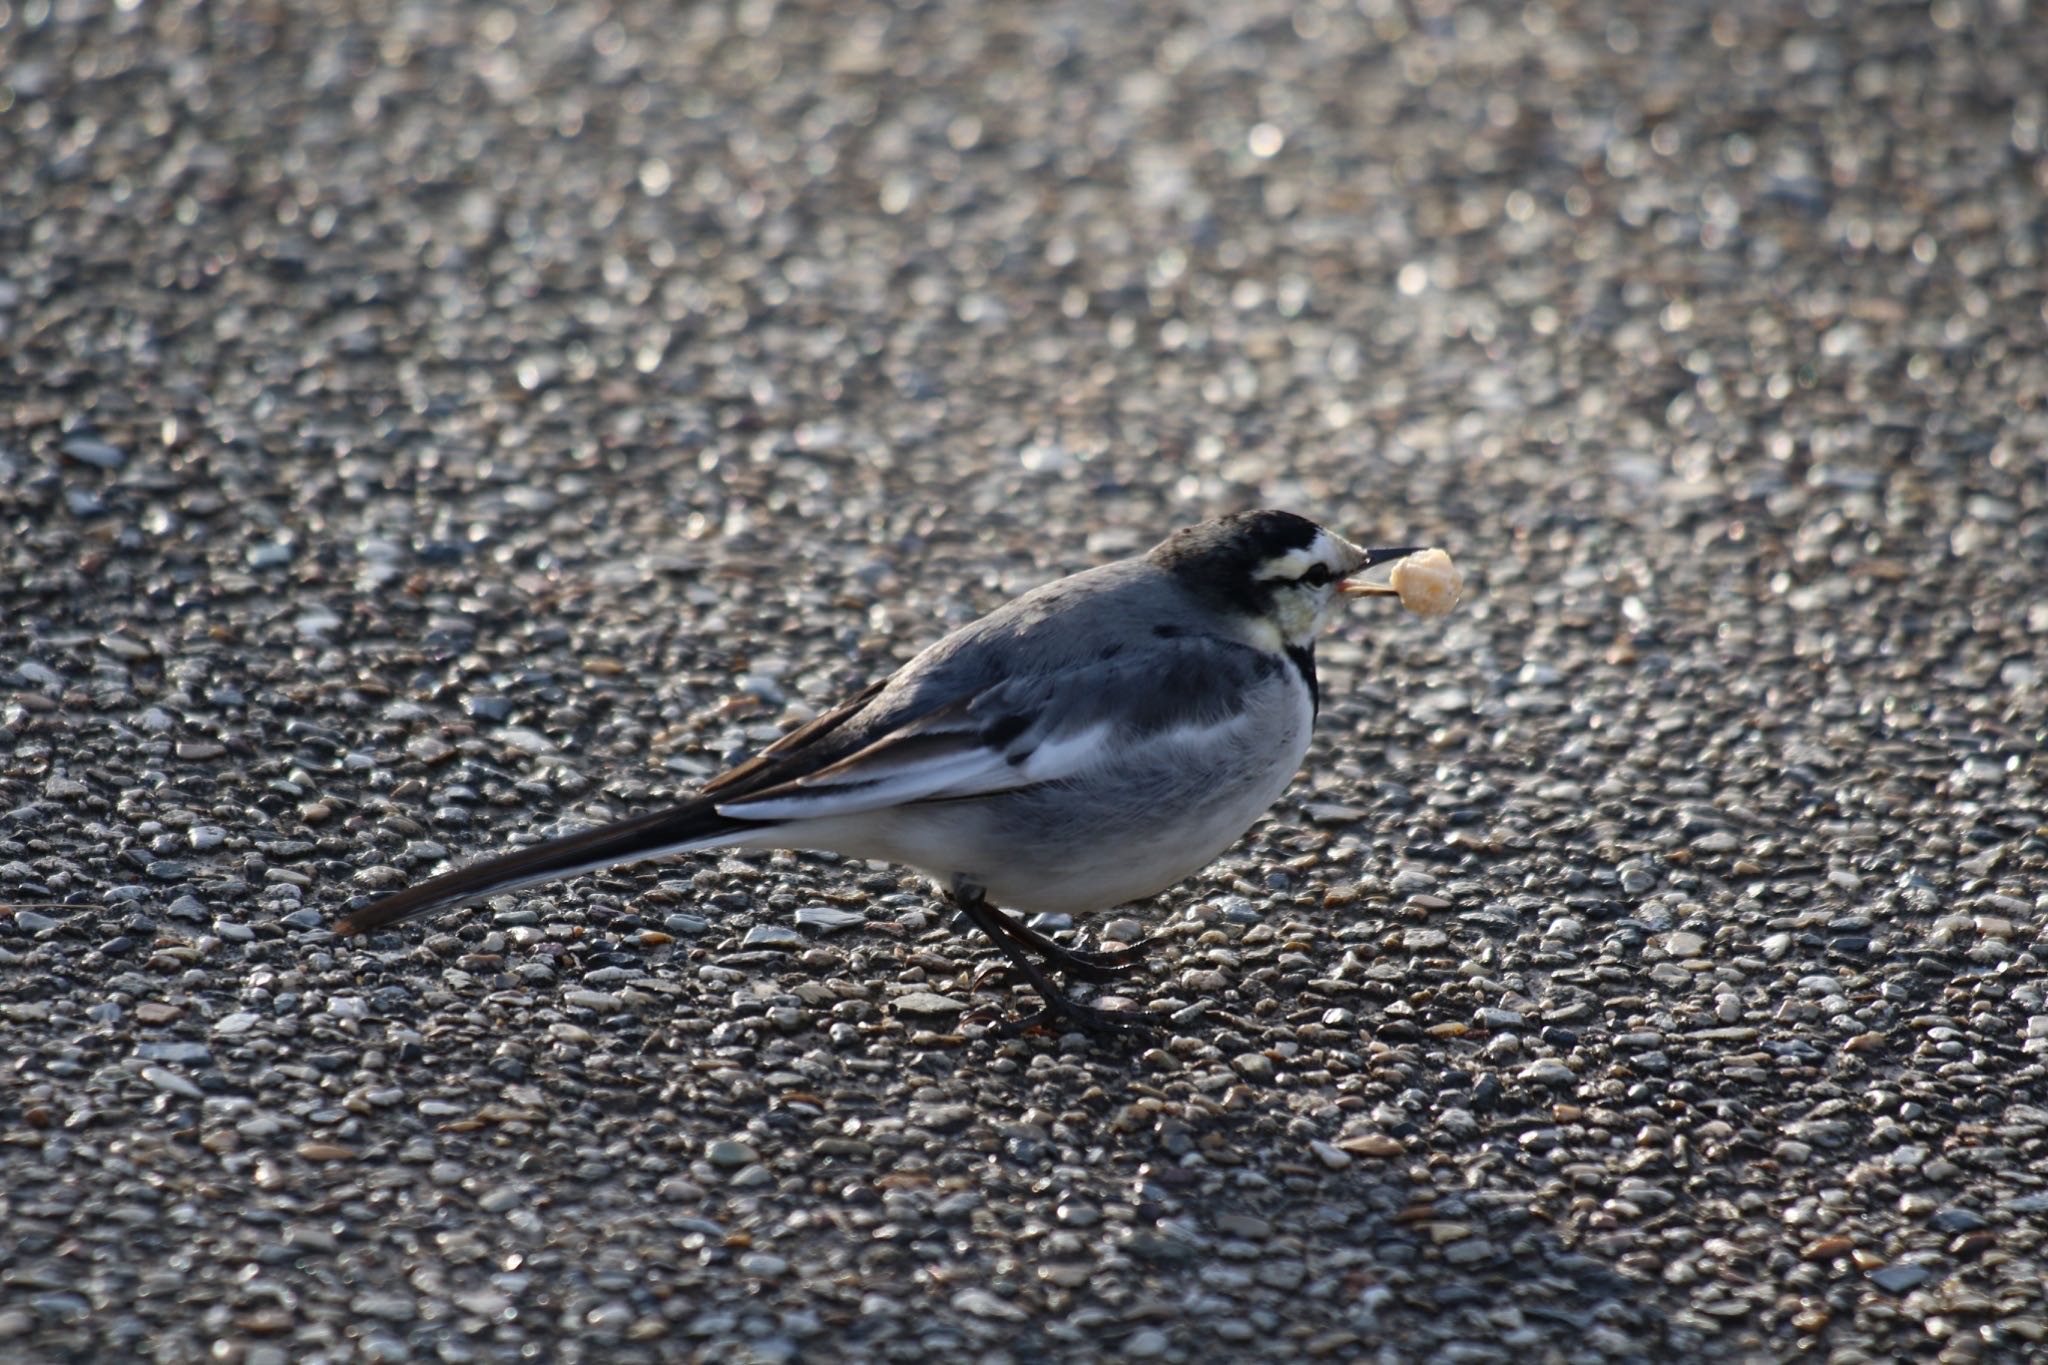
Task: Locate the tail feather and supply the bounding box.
[332,799,759,936]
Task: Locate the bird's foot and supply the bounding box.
[991,996,1164,1039]
[972,906,1159,982]
[948,882,1162,1038]
[1034,935,1158,979]
[969,939,1152,987]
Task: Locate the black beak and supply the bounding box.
[1338,543,1430,599]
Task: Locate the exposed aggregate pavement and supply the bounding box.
[3,1,2046,1361]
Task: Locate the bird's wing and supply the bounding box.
[714,632,1284,822]
[696,676,889,800]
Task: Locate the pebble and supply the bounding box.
[952,1289,1026,1321]
[794,905,867,933]
[1336,1134,1405,1158]
[1870,1264,1934,1294]
[139,1067,202,1099]
[892,991,968,1016]
[61,435,126,469]
[1308,1140,1352,1171]
[1123,1327,1169,1358]
[704,1140,757,1168]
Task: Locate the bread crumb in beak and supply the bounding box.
[1389,548,1461,616]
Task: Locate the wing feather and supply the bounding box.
[697,675,889,799]
[712,631,1288,822]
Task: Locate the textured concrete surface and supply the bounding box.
[3,1,2045,1361]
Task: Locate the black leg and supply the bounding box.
[949,883,1161,1037]
[972,906,1157,983]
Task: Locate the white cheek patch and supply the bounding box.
[1263,547,1319,581]
[1263,532,1343,582]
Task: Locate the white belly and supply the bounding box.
[782,669,1317,916]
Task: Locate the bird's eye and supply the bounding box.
[1299,564,1332,588]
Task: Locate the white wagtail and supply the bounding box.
[334,511,1434,1033]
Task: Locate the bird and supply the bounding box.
[332,510,1428,1034]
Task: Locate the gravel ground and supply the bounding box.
[4,0,2046,1361]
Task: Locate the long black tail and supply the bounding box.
[332,799,761,936]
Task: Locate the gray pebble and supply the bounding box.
[60,435,125,469]
[741,924,806,949]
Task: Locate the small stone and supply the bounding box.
[586,1302,635,1333]
[295,1142,359,1161]
[1336,1133,1404,1158]
[1308,1140,1352,1170]
[1801,1235,1855,1261]
[794,905,867,933]
[564,990,623,1012]
[245,542,294,569]
[62,435,126,468]
[1665,931,1707,957]
[134,1042,211,1065]
[952,1288,1026,1321]
[140,1066,202,1099]
[1928,1208,1988,1234]
[1869,1263,1933,1294]
[741,924,805,949]
[893,991,967,1016]
[908,1103,976,1134]
[705,1139,758,1168]
[1257,1260,1306,1289]
[1122,1329,1169,1359]
[352,1293,415,1322]
[101,634,153,660]
[1520,1059,1576,1086]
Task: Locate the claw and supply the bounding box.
[970,960,1017,991]
[994,1000,1164,1038]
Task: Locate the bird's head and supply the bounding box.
[1149,510,1423,653]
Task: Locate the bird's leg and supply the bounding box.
[949,881,1161,1037]
[971,903,1156,982]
